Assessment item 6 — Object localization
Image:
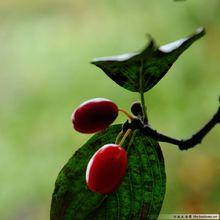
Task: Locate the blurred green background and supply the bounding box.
[0,0,219,219]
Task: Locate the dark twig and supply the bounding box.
[126,99,220,151]
[142,103,220,150]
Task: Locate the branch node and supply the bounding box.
[178,139,201,151]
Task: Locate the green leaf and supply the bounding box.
[91,27,205,93]
[50,125,166,220]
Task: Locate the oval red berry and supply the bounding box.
[86,144,127,194]
[72,98,118,134]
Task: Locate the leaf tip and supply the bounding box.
[90,59,104,68]
[196,27,206,37]
[145,33,153,41]
[141,35,157,56]
[90,59,98,65]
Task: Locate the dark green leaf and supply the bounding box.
[91,27,205,92]
[50,125,166,220]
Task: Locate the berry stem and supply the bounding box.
[126,130,137,154]
[118,109,134,120]
[119,129,132,146]
[115,130,124,145]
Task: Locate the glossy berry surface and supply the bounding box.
[72,98,118,134]
[86,144,127,194]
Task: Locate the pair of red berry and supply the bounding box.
[72,98,128,194]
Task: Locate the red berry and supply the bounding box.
[72,98,118,134]
[86,144,127,194]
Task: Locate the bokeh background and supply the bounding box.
[0,0,219,219]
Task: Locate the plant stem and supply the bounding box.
[141,103,220,150]
[118,109,134,120]
[126,130,137,155]
[139,59,148,124]
[119,129,132,146]
[140,91,148,123]
[115,130,124,145]
[124,98,220,151]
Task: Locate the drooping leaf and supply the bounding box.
[91,27,205,93]
[50,125,166,220]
